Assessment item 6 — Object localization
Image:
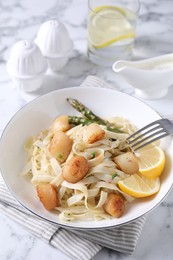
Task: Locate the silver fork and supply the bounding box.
[126,117,173,151]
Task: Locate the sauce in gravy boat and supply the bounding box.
[112,53,173,99]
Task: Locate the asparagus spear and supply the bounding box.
[68,116,97,126]
[68,116,123,133]
[67,98,104,122]
[67,98,123,133]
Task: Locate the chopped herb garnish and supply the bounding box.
[91,151,96,159]
[58,153,63,159]
[112,172,118,180]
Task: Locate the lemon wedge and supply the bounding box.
[137,145,165,179]
[118,173,160,198]
[88,5,136,49]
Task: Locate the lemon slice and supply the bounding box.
[136,145,165,179]
[91,5,126,16]
[88,5,136,49]
[118,174,160,198]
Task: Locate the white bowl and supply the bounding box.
[0,87,173,229]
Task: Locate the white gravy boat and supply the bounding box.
[112,53,173,99]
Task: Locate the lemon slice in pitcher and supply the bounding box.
[88,5,136,49]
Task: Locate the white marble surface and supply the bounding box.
[0,0,173,259]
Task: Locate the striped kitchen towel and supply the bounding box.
[0,76,147,260]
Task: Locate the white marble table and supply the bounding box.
[0,0,173,259]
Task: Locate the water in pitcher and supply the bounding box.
[87,5,138,66]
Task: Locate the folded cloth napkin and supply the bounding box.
[0,76,147,260]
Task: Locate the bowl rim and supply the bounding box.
[0,86,173,230]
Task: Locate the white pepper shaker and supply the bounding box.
[7,40,47,92]
[35,20,73,72]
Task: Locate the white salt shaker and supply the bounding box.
[7,40,47,92]
[35,20,73,72]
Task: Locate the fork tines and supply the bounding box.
[126,119,172,151]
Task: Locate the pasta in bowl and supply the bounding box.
[22,113,136,221]
[0,86,172,229]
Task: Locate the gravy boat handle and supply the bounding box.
[112,60,129,72]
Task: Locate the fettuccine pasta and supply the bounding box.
[21,114,137,222]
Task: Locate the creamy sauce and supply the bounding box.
[152,61,173,70]
[141,61,173,71]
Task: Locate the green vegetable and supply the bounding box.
[68,116,122,133]
[67,98,104,122]
[91,151,96,159]
[112,172,118,180]
[68,116,98,126]
[67,98,123,133]
[58,153,63,159]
